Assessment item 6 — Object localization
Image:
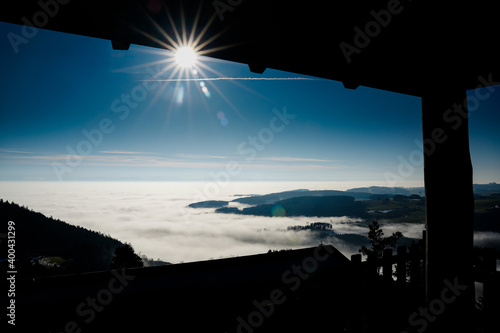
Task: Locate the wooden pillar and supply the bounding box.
[421,87,475,331]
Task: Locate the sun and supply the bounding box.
[175,46,197,68]
[125,2,239,115]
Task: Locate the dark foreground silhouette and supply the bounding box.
[17,245,358,332]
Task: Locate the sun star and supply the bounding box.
[175,46,197,68]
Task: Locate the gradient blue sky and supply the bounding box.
[0,21,499,185]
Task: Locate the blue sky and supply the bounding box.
[0,21,499,185]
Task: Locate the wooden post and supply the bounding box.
[482,250,499,333]
[482,249,496,272]
[349,253,365,333]
[351,253,361,266]
[366,253,377,276]
[383,248,393,282]
[409,243,421,288]
[421,87,475,331]
[351,253,362,278]
[396,246,407,286]
[422,229,426,287]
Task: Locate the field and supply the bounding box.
[362,194,500,228]
[364,198,426,224]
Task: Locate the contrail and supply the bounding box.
[139,77,322,82]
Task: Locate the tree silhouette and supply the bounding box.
[2,200,125,275]
[360,220,402,262]
[110,243,144,269]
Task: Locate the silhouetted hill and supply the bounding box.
[1,200,125,275]
[232,189,312,205]
[189,189,375,209]
[233,189,372,205]
[473,182,500,195]
[217,195,371,218]
[188,200,228,208]
[347,183,500,196]
[190,188,500,233]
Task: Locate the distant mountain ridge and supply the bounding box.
[345,186,424,195]
[232,189,373,205]
[347,183,500,196]
[473,183,500,195]
[188,184,500,221]
[189,187,411,212]
[189,184,500,210]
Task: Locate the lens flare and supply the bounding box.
[271,205,286,217]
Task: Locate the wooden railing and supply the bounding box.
[351,243,425,287]
[349,237,500,331]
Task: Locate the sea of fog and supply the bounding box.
[1,181,497,264]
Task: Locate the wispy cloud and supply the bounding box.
[239,163,343,171]
[0,148,33,154]
[174,153,228,160]
[63,154,226,168]
[258,156,334,163]
[140,77,322,83]
[99,150,155,155]
[0,152,229,169]
[0,150,347,173]
[0,153,62,165]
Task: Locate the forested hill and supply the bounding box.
[232,189,372,205]
[217,195,371,219]
[1,200,124,275]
